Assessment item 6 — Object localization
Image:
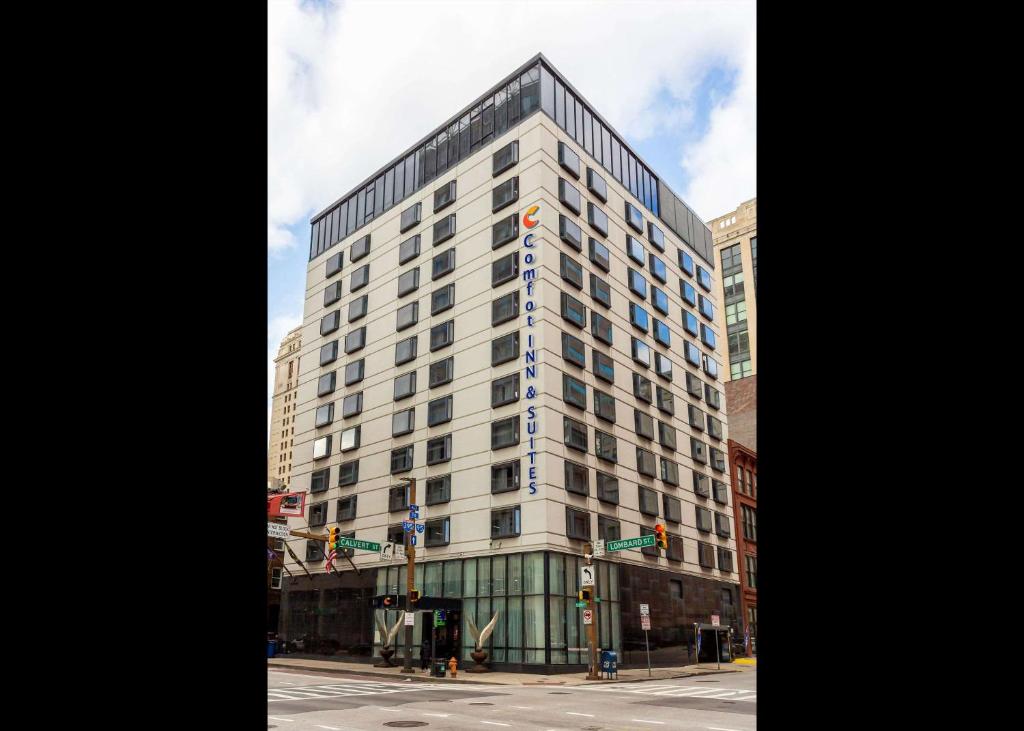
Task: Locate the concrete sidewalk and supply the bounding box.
[267,655,748,686]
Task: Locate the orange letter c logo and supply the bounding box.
[523,205,540,229]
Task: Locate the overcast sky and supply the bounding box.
[267,0,756,430]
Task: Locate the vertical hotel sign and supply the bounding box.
[522,205,541,494]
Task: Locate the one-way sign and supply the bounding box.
[580,566,595,587]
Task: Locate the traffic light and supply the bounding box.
[410,589,421,604]
[328,527,340,551]
[382,594,398,608]
[578,587,593,603]
[654,524,668,550]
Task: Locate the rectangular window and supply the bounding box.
[565,507,591,540]
[559,215,582,251]
[399,234,420,264]
[593,349,615,383]
[326,251,343,278]
[430,319,454,351]
[710,446,726,472]
[337,494,357,521]
[558,177,581,215]
[431,283,455,315]
[492,213,519,249]
[491,373,520,407]
[306,539,324,562]
[636,447,657,477]
[342,392,362,418]
[563,416,588,452]
[648,222,665,252]
[683,310,699,336]
[696,507,712,532]
[681,280,697,307]
[667,534,684,562]
[698,542,715,568]
[564,460,589,495]
[313,435,332,460]
[660,457,680,486]
[340,425,360,452]
[491,460,520,493]
[590,274,612,308]
[638,485,659,516]
[350,234,370,262]
[652,321,672,350]
[594,429,617,462]
[314,402,334,428]
[493,250,519,285]
[426,475,451,505]
[625,202,644,233]
[698,294,715,321]
[399,202,421,233]
[424,394,451,427]
[703,354,719,380]
[397,268,420,298]
[634,409,655,440]
[717,547,734,573]
[560,252,584,289]
[390,446,414,474]
[684,341,701,367]
[688,405,705,431]
[627,236,646,266]
[560,292,586,328]
[392,407,415,436]
[395,335,418,366]
[425,517,450,547]
[690,437,707,464]
[693,473,710,498]
[320,310,340,336]
[705,385,721,410]
[654,352,673,381]
[429,356,454,387]
[344,326,366,354]
[715,511,732,538]
[492,291,519,325]
[558,141,581,179]
[630,303,649,332]
[394,371,417,400]
[396,301,418,331]
[323,281,342,307]
[492,176,519,213]
[344,359,364,386]
[593,389,616,423]
[629,269,648,299]
[685,373,703,399]
[598,514,621,541]
[657,420,677,451]
[587,202,609,237]
[700,324,717,350]
[697,265,712,291]
[348,294,368,323]
[493,140,518,176]
[492,331,519,366]
[320,340,339,366]
[712,479,729,504]
[562,373,587,410]
[491,415,520,449]
[586,167,607,202]
[491,506,521,539]
[631,337,651,368]
[350,263,370,292]
[746,554,757,588]
[562,332,586,368]
[663,494,682,523]
[678,249,695,276]
[633,372,653,403]
[589,237,610,271]
[426,434,452,465]
[707,415,723,440]
[656,386,674,415]
[310,467,330,494]
[433,214,456,246]
[433,180,456,212]
[317,371,336,397]
[651,286,669,316]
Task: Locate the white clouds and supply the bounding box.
[268,0,756,255]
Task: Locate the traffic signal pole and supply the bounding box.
[401,477,416,674]
[584,542,599,681]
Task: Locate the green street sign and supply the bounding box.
[575,601,587,608]
[606,535,656,552]
[336,537,382,552]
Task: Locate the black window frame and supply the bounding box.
[399,234,420,265]
[593,388,616,423]
[492,291,520,326]
[561,331,585,368]
[491,415,520,449]
[589,237,610,271]
[562,372,587,410]
[592,349,615,383]
[560,252,584,289]
[492,213,519,249]
[432,247,455,280]
[430,319,455,351]
[350,263,370,292]
[491,459,521,494]
[394,370,417,401]
[559,215,582,252]
[589,273,612,308]
[587,202,609,237]
[491,372,520,407]
[492,176,519,213]
[429,356,454,387]
[392,407,415,437]
[433,213,456,246]
[426,433,452,466]
[492,250,519,286]
[558,177,582,215]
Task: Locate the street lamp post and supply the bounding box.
[400,477,416,674]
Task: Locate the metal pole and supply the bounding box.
[431,615,436,676]
[584,543,599,680]
[645,629,651,677]
[716,628,721,670]
[694,623,699,668]
[401,478,416,673]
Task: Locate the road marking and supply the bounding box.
[481,723,511,727]
[708,727,746,731]
[632,721,666,725]
[267,718,294,723]
[423,713,450,717]
[510,705,533,709]
[566,712,595,717]
[376,708,401,712]
[315,726,340,730]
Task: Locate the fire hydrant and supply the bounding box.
[448,656,458,678]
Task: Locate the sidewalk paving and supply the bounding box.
[268,655,749,686]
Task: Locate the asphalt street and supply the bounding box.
[268,668,756,730]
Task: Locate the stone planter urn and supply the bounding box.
[467,649,489,672]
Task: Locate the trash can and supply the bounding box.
[432,659,447,678]
[267,640,277,658]
[600,650,618,678]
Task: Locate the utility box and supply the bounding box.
[600,650,618,678]
[432,659,447,678]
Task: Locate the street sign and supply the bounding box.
[580,566,596,587]
[575,601,587,608]
[711,614,720,627]
[380,542,397,561]
[416,524,424,533]
[410,535,417,546]
[583,609,593,625]
[593,539,605,557]
[404,612,415,626]
[434,610,446,627]
[640,603,650,616]
[641,615,651,631]
[402,520,414,532]
[605,535,656,552]
[267,522,290,538]
[336,537,381,552]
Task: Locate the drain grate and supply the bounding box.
[695,680,720,683]
[383,723,429,728]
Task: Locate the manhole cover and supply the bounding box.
[469,702,493,706]
[383,723,429,728]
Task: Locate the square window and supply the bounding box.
[320,310,340,336]
[426,434,452,465]
[628,269,648,299]
[563,373,587,410]
[630,303,650,332]
[396,301,418,331]
[558,177,581,215]
[319,340,339,366]
[654,351,673,380]
[693,473,710,498]
[348,294,368,322]
[350,264,369,292]
[492,140,518,176]
[342,392,362,418]
[627,236,646,266]
[394,371,417,400]
[560,252,584,289]
[690,437,708,464]
[395,335,418,366]
[563,416,588,452]
[559,215,582,251]
[590,274,612,308]
[651,287,669,316]
[491,415,520,449]
[433,180,456,213]
[598,515,621,541]
[397,267,420,297]
[565,506,591,540]
[558,141,581,179]
[344,326,366,353]
[428,395,453,426]
[634,409,655,440]
[594,389,616,422]
[562,332,586,368]
[431,283,455,315]
[492,250,518,287]
[430,320,455,351]
[712,479,729,504]
[399,234,421,264]
[390,446,414,474]
[631,337,651,367]
[425,517,450,547]
[656,386,674,415]
[595,429,617,462]
[705,384,721,409]
[649,254,667,284]
[309,501,327,527]
[688,405,705,431]
[633,372,653,403]
[493,291,519,325]
[348,234,370,263]
[431,247,454,280]
[491,506,521,538]
[660,457,680,486]
[638,485,658,515]
[587,202,609,237]
[637,447,657,477]
[560,291,586,328]
[678,249,695,276]
[625,202,644,233]
[491,373,520,407]
[429,356,454,387]
[681,280,697,307]
[317,371,336,397]
[323,281,342,307]
[565,460,589,495]
[433,214,456,246]
[596,471,619,504]
[400,202,421,233]
[648,222,665,252]
[492,331,519,366]
[425,474,451,505]
[340,425,360,452]
[686,372,704,399]
[492,176,519,213]
[589,238,610,271]
[392,407,415,436]
[658,420,677,451]
[313,435,332,460]
[593,349,615,383]
[492,213,519,249]
[491,460,520,493]
[586,167,608,202]
[344,359,364,386]
[310,467,330,493]
[663,494,682,523]
[326,251,343,278]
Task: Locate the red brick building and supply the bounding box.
[728,438,757,655]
